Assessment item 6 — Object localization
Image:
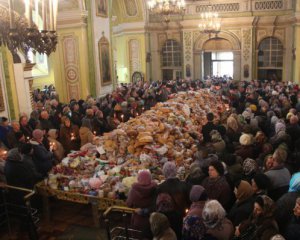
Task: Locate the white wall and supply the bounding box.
[90,0,113,96]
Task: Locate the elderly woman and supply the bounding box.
[182,185,207,240]
[59,116,80,154]
[48,129,64,163]
[269,121,291,149]
[156,161,189,239]
[235,195,278,240]
[235,133,255,160]
[202,200,234,240]
[126,170,157,239]
[202,160,232,211]
[285,197,300,240]
[228,180,254,227]
[150,212,177,240]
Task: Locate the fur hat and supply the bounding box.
[162,161,177,179]
[32,129,44,140]
[189,185,208,202]
[209,160,224,176]
[137,170,152,186]
[239,133,253,146]
[253,173,271,191]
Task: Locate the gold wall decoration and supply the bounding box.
[96,0,108,18]
[99,36,112,86]
[0,81,5,112]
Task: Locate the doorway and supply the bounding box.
[162,69,182,80]
[203,52,234,78]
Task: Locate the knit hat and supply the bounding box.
[243,158,258,176]
[190,185,208,202]
[253,173,271,191]
[236,180,254,203]
[137,170,152,186]
[7,148,21,162]
[209,160,224,176]
[32,129,44,140]
[250,104,257,112]
[239,133,253,146]
[289,172,300,192]
[162,161,177,179]
[286,112,294,120]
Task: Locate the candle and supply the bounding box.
[42,0,47,30]
[93,131,97,136]
[121,114,124,122]
[8,0,14,28]
[71,133,75,140]
[142,107,145,112]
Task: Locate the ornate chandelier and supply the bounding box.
[147,0,186,23]
[0,0,58,62]
[198,4,221,38]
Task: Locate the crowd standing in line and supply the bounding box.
[1,78,300,239]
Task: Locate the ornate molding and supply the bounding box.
[242,29,252,61]
[129,39,141,78]
[183,32,192,62]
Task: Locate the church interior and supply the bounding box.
[1,0,300,239]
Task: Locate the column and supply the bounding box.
[183,31,193,79]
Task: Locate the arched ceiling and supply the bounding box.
[111,0,145,25]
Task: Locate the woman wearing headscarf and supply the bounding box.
[226,115,241,144]
[150,212,177,240]
[202,160,232,211]
[284,197,300,240]
[185,162,206,186]
[228,180,254,227]
[275,172,300,233]
[126,170,157,239]
[59,116,80,154]
[242,158,259,183]
[202,200,234,240]
[48,129,64,163]
[235,133,255,160]
[269,121,291,149]
[156,161,189,239]
[251,173,271,198]
[182,185,207,240]
[79,118,94,146]
[235,195,279,240]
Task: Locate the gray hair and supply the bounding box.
[273,148,287,164]
[202,200,226,229]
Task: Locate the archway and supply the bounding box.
[194,31,241,80]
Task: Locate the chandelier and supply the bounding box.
[147,0,186,23]
[198,4,221,38]
[0,0,58,63]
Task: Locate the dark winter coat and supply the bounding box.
[126,181,157,236]
[202,176,232,210]
[30,140,54,177]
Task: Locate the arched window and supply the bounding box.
[257,37,283,81]
[161,40,182,67]
[258,37,283,68]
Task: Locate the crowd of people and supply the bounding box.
[1,78,300,239]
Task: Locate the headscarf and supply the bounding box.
[254,195,275,218]
[243,158,258,176]
[227,116,239,132]
[289,172,300,192]
[150,212,170,237]
[236,180,254,203]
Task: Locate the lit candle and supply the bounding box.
[121,114,124,122]
[3,151,7,155]
[93,131,97,136]
[8,0,14,28]
[142,107,145,112]
[71,133,75,140]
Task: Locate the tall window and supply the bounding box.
[211,52,233,77]
[161,40,182,67]
[258,37,283,68]
[257,37,283,81]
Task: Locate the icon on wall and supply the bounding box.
[96,0,108,18]
[99,36,112,86]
